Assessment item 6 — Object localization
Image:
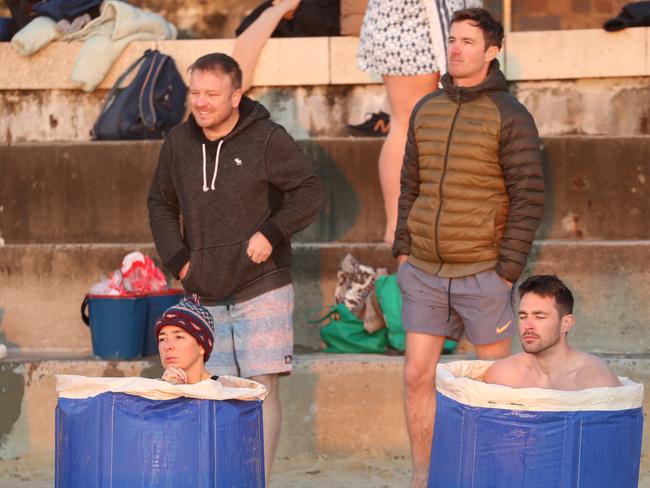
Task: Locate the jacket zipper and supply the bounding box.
[433,92,462,272]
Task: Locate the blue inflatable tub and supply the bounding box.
[429,361,644,488]
[55,375,268,488]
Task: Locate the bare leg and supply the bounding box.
[475,338,512,360]
[232,0,301,93]
[250,373,281,485]
[380,73,440,245]
[403,332,446,488]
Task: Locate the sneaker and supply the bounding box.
[347,111,390,137]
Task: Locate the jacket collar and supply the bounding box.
[440,59,508,103]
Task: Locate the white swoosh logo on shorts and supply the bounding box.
[496,320,512,334]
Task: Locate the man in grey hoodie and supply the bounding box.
[148,52,324,482]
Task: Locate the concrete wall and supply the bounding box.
[515,77,650,136]
[512,0,627,31]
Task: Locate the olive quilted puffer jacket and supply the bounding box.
[393,60,544,283]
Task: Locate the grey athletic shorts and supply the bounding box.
[204,284,294,378]
[397,262,516,345]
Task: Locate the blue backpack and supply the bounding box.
[33,0,102,21]
[92,49,187,140]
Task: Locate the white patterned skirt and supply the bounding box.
[357,0,438,76]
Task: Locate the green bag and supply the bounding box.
[375,274,457,354]
[315,303,388,354]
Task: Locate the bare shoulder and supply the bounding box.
[575,352,621,388]
[483,354,527,387]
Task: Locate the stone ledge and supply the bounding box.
[1,29,648,91]
[505,28,649,80]
[2,136,650,243]
[2,240,650,354]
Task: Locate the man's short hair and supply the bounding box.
[188,52,243,91]
[518,275,574,317]
[451,8,504,50]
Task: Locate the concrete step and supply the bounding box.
[0,242,392,353]
[1,240,650,354]
[0,353,648,484]
[3,78,649,142]
[2,136,650,244]
[0,138,384,244]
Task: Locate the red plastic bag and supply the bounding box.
[121,252,167,294]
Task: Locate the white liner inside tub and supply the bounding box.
[436,360,644,412]
[56,374,268,401]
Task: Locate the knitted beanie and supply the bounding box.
[154,296,215,361]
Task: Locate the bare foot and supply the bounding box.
[408,471,428,488]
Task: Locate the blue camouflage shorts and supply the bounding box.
[204,284,294,378]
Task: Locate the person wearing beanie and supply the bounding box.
[155,296,218,385]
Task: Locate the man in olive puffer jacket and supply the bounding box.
[392,8,544,487]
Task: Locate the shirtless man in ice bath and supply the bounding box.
[484,275,620,390]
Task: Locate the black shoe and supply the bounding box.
[347,111,390,137]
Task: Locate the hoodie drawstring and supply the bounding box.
[202,140,224,192]
[446,278,452,322]
[202,144,208,192]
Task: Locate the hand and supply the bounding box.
[272,0,301,19]
[397,254,409,267]
[179,261,190,280]
[162,366,188,385]
[247,232,273,264]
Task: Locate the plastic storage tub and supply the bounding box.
[428,360,644,488]
[55,375,267,488]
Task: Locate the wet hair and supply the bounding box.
[188,52,242,91]
[518,275,574,317]
[451,8,504,50]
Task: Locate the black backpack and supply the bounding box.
[4,0,39,30]
[92,49,187,140]
[236,0,340,37]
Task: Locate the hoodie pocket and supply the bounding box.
[180,252,200,290]
[183,240,264,299]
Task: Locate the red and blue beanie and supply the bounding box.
[154,295,215,361]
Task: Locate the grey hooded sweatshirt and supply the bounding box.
[148,97,324,303]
